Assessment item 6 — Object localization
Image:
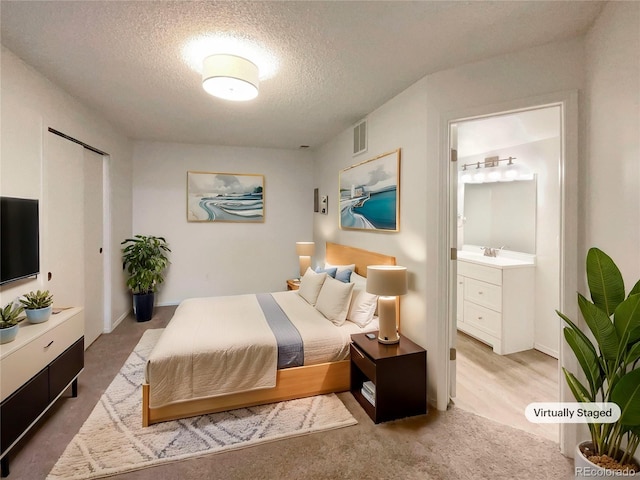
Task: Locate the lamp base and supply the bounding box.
[377,296,399,344]
[378,333,400,344]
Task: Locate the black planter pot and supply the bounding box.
[133,293,155,322]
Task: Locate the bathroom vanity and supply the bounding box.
[456,249,535,355]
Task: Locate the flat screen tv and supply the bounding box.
[1,197,40,285]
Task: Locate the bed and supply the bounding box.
[141,242,396,426]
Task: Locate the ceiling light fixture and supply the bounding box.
[202,54,259,101]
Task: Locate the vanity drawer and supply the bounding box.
[464,278,502,312]
[457,261,502,286]
[463,301,501,338]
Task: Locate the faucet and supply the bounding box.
[481,246,497,257]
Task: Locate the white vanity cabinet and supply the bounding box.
[457,259,534,355]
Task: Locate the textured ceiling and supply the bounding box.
[0,1,603,150]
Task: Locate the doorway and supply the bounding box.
[449,105,563,442]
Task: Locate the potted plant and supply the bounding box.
[121,235,170,322]
[1,301,24,344]
[20,290,53,324]
[557,248,640,476]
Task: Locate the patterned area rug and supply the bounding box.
[48,329,357,480]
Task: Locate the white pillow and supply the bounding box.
[347,286,378,327]
[315,277,355,326]
[325,262,356,275]
[298,267,327,306]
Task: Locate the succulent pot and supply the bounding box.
[133,293,154,322]
[0,324,19,344]
[25,305,52,324]
[575,441,640,478]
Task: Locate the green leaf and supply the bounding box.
[625,342,640,366]
[586,248,625,316]
[614,294,640,345]
[578,293,620,361]
[563,368,593,402]
[629,280,640,298]
[564,327,602,397]
[611,368,640,426]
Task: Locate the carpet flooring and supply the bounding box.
[47,329,357,479]
[4,306,574,479]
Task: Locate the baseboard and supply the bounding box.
[110,310,130,331]
[534,343,558,359]
[156,301,180,307]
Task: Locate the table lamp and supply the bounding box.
[366,265,408,344]
[295,241,315,277]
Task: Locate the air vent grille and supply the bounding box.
[353,119,367,156]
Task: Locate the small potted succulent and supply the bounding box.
[20,290,54,324]
[1,301,24,344]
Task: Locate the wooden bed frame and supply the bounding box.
[141,242,396,426]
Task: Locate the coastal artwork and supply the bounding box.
[339,149,400,232]
[187,171,264,222]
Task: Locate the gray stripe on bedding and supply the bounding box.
[256,293,304,368]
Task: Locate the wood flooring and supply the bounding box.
[452,331,559,442]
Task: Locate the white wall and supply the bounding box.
[583,2,640,287]
[132,142,314,304]
[314,37,585,412]
[0,46,133,330]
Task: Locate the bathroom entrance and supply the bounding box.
[448,104,562,442]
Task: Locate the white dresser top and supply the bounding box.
[0,307,83,360]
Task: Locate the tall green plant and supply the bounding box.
[558,248,640,466]
[121,235,171,295]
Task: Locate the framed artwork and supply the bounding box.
[187,171,265,222]
[339,149,400,232]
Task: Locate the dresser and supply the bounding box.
[457,256,535,355]
[0,308,84,477]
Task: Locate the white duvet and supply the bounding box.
[145,291,376,408]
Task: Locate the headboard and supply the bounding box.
[325,242,396,277]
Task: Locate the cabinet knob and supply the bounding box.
[45,340,54,348]
[478,291,483,295]
[478,316,483,320]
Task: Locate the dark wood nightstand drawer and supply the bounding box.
[350,343,376,381]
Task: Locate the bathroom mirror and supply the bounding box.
[461,179,537,254]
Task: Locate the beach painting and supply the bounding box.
[339,149,400,232]
[187,171,265,222]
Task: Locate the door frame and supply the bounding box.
[438,90,579,455]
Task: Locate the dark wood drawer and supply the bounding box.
[350,343,376,382]
[49,338,84,401]
[1,368,49,455]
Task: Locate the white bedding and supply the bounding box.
[145,290,377,408]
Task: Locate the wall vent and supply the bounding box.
[352,119,367,156]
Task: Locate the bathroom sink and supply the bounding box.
[457,250,535,267]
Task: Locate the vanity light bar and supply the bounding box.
[461,156,516,171]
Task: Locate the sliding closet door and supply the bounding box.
[46,132,104,347]
[83,149,104,347]
[46,132,85,307]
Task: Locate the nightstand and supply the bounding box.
[287,278,300,291]
[350,331,427,423]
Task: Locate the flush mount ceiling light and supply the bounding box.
[202,54,259,101]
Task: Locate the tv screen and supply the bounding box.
[1,197,40,285]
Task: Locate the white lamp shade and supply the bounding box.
[366,265,408,296]
[202,54,259,101]
[295,242,315,256]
